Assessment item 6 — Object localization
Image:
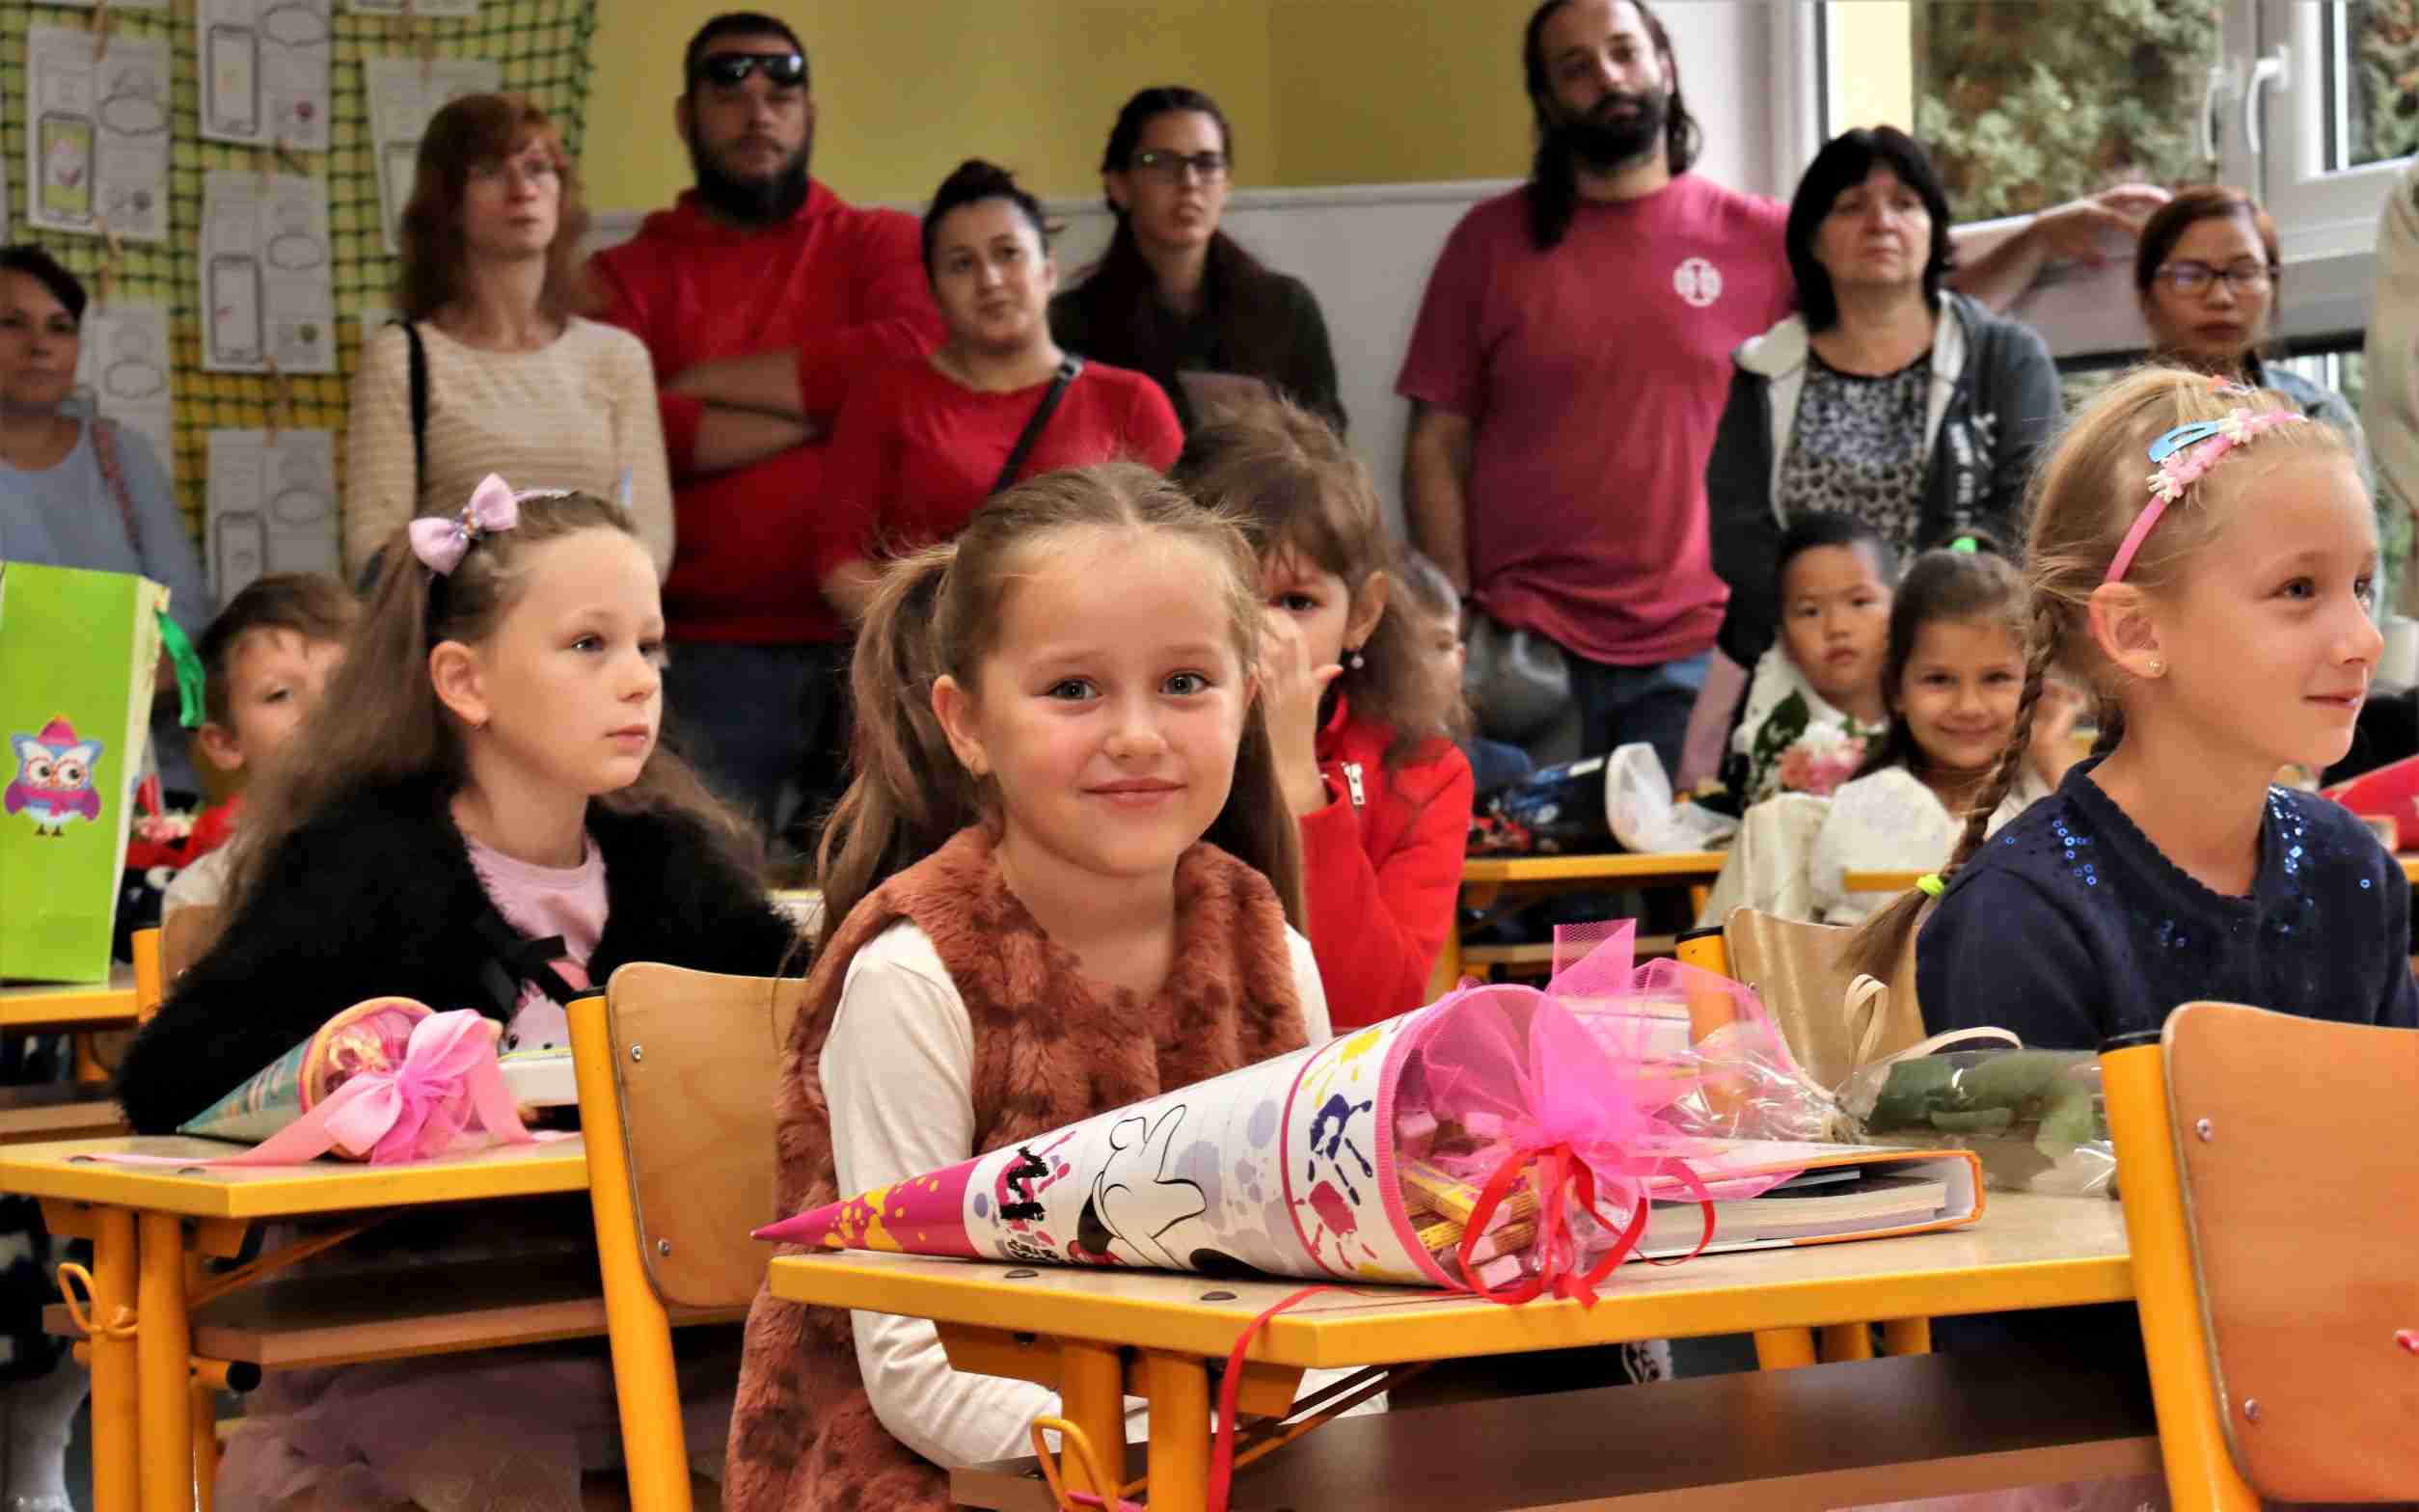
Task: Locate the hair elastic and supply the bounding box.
[1915,873,1944,898]
[2105,409,2308,584]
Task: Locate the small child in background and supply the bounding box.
[163,573,357,917]
[1808,545,2079,925]
[1856,367,2418,1040]
[1395,548,1534,798]
[726,465,1334,1512]
[1722,512,1897,805]
[1174,399,1475,1030]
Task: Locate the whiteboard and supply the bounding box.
[588,176,1519,537]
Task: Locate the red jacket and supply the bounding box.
[588,181,944,644]
[1299,700,1474,1030]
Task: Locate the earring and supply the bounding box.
[1346,648,1366,671]
[2146,658,2165,677]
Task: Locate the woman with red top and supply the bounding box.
[815,160,1182,619]
[1176,398,1475,1029]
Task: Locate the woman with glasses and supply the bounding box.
[2136,185,2400,604]
[1050,86,1345,434]
[344,93,672,583]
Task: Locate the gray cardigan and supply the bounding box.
[1705,292,2060,668]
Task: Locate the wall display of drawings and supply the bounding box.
[364,56,497,256]
[341,0,477,14]
[205,428,337,605]
[72,301,176,486]
[198,0,334,152]
[22,24,172,241]
[201,169,335,373]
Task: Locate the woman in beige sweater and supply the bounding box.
[344,93,672,579]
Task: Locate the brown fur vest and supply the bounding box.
[723,828,1307,1512]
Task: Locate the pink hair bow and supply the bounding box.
[409,473,521,576]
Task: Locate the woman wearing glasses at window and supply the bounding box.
[2136,185,2402,605]
[1050,86,1345,435]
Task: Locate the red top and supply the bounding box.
[589,181,944,644]
[1396,176,1792,665]
[1298,699,1475,1031]
[809,355,1182,583]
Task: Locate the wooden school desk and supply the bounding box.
[771,1191,2137,1511]
[0,1135,586,1512]
[1442,852,1726,993]
[0,966,139,1032]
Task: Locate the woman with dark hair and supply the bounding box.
[1048,87,1343,433]
[343,94,671,580]
[2134,185,2402,601]
[1703,127,2059,680]
[812,159,1182,622]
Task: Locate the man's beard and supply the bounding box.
[691,133,812,225]
[1550,86,1669,172]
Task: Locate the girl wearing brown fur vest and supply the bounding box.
[725,465,1336,1512]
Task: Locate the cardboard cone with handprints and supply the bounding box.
[757,922,1808,1295]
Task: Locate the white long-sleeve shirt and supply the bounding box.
[819,919,1336,1468]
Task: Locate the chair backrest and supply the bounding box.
[1722,908,1925,1089]
[595,962,810,1310]
[2142,1001,2419,1501]
[160,905,223,983]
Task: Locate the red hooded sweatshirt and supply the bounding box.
[1300,699,1475,1030]
[589,180,943,645]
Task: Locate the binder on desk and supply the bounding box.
[1630,1141,1984,1259]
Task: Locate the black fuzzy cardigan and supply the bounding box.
[116,776,802,1134]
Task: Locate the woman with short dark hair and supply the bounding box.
[1704,126,2060,677]
[1049,87,1343,434]
[343,93,671,580]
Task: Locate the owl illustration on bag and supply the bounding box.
[5,716,105,838]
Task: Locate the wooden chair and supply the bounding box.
[160,904,224,981]
[1673,923,1931,1369]
[572,962,811,1512]
[2101,1003,2419,1509]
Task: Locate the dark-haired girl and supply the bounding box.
[813,160,1182,622]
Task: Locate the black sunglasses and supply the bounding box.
[690,50,807,90]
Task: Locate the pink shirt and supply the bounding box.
[1397,175,1792,665]
[465,834,609,1054]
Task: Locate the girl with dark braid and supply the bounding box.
[1849,366,2417,1043]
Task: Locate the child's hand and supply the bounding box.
[2028,677,2087,788]
[1257,612,1343,818]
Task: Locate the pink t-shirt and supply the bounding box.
[465,834,609,1054]
[1397,175,1792,665]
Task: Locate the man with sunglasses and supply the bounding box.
[591,11,941,845]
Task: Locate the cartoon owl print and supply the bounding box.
[4,716,104,838]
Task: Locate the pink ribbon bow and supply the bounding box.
[95,1010,557,1170]
[408,473,520,576]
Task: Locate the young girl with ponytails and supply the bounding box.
[1851,368,2417,1042]
[115,478,799,1511]
[1173,398,1472,1029]
[725,464,1336,1512]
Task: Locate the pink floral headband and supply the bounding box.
[407,474,572,576]
[2105,408,2308,584]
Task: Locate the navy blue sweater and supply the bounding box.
[1918,759,2419,1045]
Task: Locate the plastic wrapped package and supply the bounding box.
[1839,1047,2115,1197]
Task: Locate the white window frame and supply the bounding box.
[2257,0,2409,260]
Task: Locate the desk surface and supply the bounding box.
[0,967,138,1030]
[0,1134,587,1219]
[770,1190,2129,1370]
[1461,851,1726,886]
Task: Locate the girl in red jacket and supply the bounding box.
[1175,398,1475,1028]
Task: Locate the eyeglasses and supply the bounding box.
[2155,260,2274,296]
[1128,149,1229,183]
[690,51,807,90]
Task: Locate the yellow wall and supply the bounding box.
[584,0,1278,211]
[1266,0,1537,187]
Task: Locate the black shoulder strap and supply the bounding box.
[393,318,429,490]
[991,355,1084,497]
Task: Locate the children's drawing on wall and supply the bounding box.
[206,429,338,606]
[200,170,334,373]
[72,301,176,487]
[23,25,170,241]
[200,0,333,151]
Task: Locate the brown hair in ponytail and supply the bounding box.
[1842,364,2357,981]
[813,462,1305,951]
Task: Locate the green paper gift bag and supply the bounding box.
[0,562,166,984]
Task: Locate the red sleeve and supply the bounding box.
[809,367,899,585]
[1395,210,1494,417]
[589,251,708,478]
[1126,375,1183,471]
[794,212,945,422]
[1298,742,1476,1031]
